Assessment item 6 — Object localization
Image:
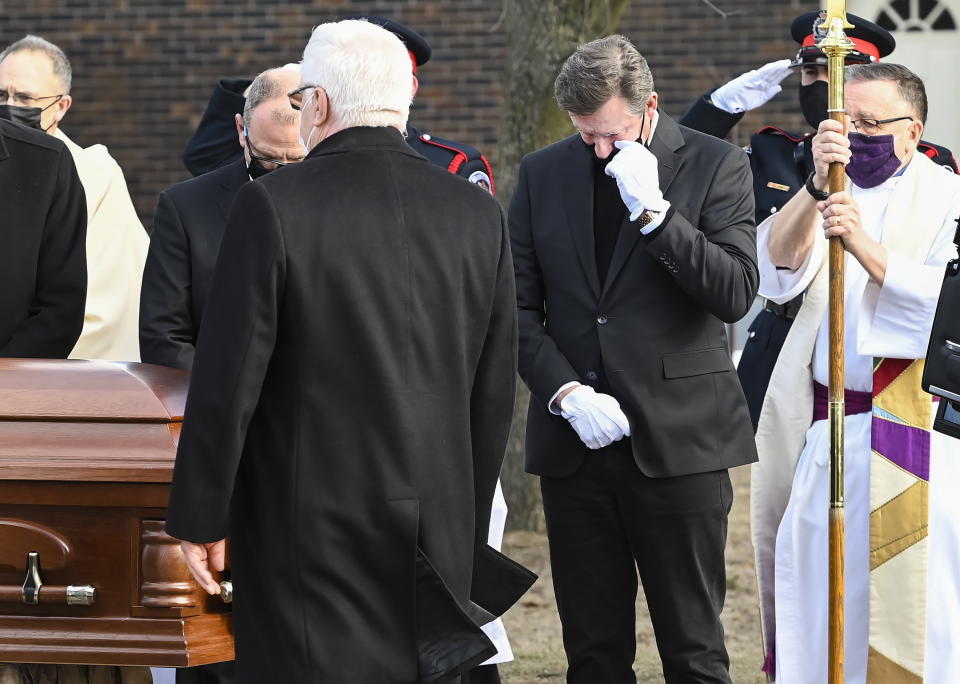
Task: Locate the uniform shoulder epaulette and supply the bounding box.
[917,140,959,174]
[416,131,480,170]
[412,129,496,194]
[754,125,813,144]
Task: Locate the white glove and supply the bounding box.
[710,59,793,114]
[604,140,670,221]
[559,385,631,450]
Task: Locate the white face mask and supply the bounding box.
[298,89,317,155]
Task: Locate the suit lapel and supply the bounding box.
[602,112,684,296]
[563,138,602,299]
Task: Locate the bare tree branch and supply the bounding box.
[701,0,746,19]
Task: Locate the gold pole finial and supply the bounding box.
[824,0,855,30]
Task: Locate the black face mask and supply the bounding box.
[0,104,42,129]
[799,80,828,130]
[247,156,273,179]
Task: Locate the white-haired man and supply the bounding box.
[0,35,147,362]
[164,20,533,684]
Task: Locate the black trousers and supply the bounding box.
[736,308,793,431]
[540,441,733,684]
[175,662,235,684]
[172,649,498,683]
[459,664,501,684]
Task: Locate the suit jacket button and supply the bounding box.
[586,371,598,381]
[659,253,667,262]
[597,315,608,325]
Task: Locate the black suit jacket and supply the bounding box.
[165,127,532,683]
[140,158,248,371]
[0,119,87,358]
[510,112,759,479]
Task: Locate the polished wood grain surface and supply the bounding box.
[0,519,72,571]
[0,359,233,667]
[0,359,187,422]
[0,614,234,667]
[829,509,846,684]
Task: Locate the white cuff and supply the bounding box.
[549,381,581,415]
[858,250,943,359]
[634,200,671,234]
[709,91,741,115]
[757,213,822,303]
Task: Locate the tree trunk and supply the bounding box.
[495,0,628,532]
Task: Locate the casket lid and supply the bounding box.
[0,359,188,483]
[0,359,185,422]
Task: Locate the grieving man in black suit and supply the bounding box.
[510,35,758,683]
[139,66,303,373]
[0,118,86,358]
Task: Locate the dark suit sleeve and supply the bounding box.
[678,92,745,140]
[165,180,285,543]
[509,159,580,408]
[470,210,517,545]
[139,191,197,371]
[0,147,87,359]
[644,145,759,323]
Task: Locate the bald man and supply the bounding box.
[140,65,304,373]
[0,35,147,362]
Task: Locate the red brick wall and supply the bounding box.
[2,0,806,225]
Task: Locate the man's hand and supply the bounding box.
[710,59,793,114]
[180,539,227,595]
[812,118,851,190]
[604,140,669,220]
[559,385,631,450]
[818,191,888,283]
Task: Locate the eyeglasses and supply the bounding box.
[0,89,63,110]
[287,85,317,112]
[850,116,914,135]
[245,134,299,171]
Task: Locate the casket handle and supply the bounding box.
[0,551,97,606]
[219,580,233,604]
[22,551,42,604]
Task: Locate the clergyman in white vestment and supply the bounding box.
[751,63,960,683]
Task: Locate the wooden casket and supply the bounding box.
[0,358,234,667]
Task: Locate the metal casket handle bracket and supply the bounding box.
[19,551,96,606]
[219,580,233,604]
[22,551,42,604]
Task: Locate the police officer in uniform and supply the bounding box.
[182,17,497,196]
[679,10,959,428]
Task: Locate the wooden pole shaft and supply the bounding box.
[829,507,846,684]
[821,12,853,682]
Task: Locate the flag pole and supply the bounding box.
[818,3,855,682]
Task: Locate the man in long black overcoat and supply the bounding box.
[0,118,86,358]
[165,19,533,684]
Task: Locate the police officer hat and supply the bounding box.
[344,15,432,67]
[790,11,895,67]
